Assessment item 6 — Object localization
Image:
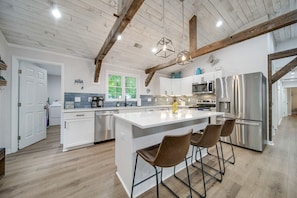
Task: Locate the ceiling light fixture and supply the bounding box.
[51,6,61,19]
[216,20,223,27]
[176,0,192,65]
[117,35,122,40]
[154,0,175,58]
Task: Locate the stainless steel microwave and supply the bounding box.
[192,81,214,94]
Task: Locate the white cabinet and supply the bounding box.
[63,111,94,151]
[181,76,193,95]
[160,77,181,95]
[160,77,172,95]
[171,78,181,95]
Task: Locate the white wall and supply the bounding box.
[48,75,61,104]
[181,34,270,78]
[0,31,9,150]
[1,40,161,153]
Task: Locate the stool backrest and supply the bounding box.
[153,129,193,167]
[197,124,223,148]
[221,119,235,137]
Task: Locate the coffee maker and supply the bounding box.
[97,96,104,107]
[91,96,104,108]
[91,97,98,108]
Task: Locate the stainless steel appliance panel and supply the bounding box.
[219,118,264,151]
[95,110,118,143]
[216,72,267,152]
[235,73,263,121]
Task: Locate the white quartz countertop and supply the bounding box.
[114,109,224,129]
[63,105,189,113]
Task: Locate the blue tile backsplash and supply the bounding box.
[64,92,214,109]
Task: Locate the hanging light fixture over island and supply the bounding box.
[176,0,192,65]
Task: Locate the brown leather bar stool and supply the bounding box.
[218,119,236,174]
[190,124,223,197]
[131,130,193,198]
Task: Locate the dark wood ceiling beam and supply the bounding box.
[189,15,197,53]
[145,71,156,87]
[268,47,297,60]
[271,57,297,83]
[94,0,144,82]
[145,9,297,74]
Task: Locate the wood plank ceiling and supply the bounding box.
[0,0,296,75]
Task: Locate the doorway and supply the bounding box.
[11,56,63,153]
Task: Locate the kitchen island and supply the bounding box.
[114,109,224,197]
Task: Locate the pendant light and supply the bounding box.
[176,0,192,65]
[154,0,175,58]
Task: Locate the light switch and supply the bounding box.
[75,97,81,102]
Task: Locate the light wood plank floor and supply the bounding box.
[0,116,296,198]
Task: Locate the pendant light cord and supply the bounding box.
[163,0,165,36]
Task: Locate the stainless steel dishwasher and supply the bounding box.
[95,110,119,143]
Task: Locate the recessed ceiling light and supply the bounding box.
[52,7,61,19]
[216,20,223,27]
[117,35,122,40]
[152,48,157,53]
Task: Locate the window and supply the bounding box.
[107,73,138,101]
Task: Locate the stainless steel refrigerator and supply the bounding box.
[216,72,267,151]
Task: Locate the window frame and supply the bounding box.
[106,71,139,102]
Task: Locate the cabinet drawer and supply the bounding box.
[64,111,94,120]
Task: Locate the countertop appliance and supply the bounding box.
[95,110,119,143]
[92,96,104,108]
[192,81,214,94]
[216,72,267,151]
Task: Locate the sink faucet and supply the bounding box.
[124,96,127,107]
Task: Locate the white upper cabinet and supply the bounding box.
[160,77,172,95]
[171,78,181,95]
[160,71,222,96]
[181,76,193,95]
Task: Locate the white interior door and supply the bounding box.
[19,62,47,149]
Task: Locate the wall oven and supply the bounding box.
[192,81,214,94]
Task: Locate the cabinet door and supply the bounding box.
[171,78,181,95]
[160,77,172,95]
[192,75,201,84]
[181,76,193,95]
[202,72,215,81]
[64,118,94,149]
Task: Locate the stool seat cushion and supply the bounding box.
[137,144,160,165]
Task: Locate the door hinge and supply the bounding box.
[18,136,21,140]
[18,69,22,74]
[18,102,21,107]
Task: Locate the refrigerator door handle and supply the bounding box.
[235,121,261,126]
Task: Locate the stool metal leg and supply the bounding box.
[154,166,159,198]
[229,136,236,164]
[219,140,226,174]
[131,154,139,198]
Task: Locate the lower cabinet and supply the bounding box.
[63,111,94,151]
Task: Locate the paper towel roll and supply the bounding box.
[137,98,141,106]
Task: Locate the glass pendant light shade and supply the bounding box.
[176,50,192,65]
[155,37,175,58]
[176,0,192,65]
[154,0,175,58]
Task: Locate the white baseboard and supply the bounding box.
[265,140,274,146]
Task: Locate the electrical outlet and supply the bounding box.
[88,97,92,102]
[74,97,81,102]
[147,98,151,102]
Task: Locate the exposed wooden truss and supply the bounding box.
[145,9,297,77]
[94,0,144,82]
[267,48,297,141]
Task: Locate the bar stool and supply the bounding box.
[218,119,236,174]
[190,124,223,197]
[131,130,193,198]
